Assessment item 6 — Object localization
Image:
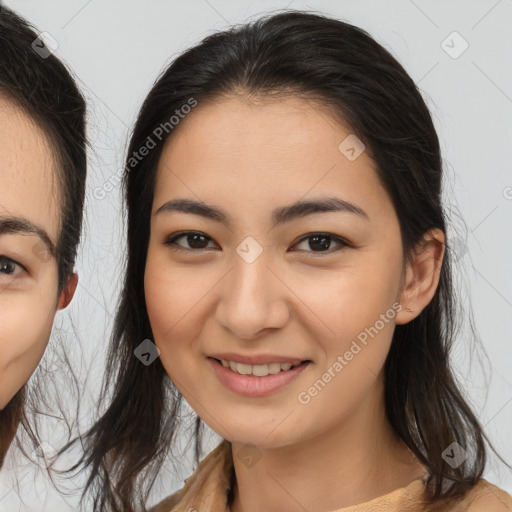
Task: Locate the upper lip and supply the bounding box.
[208,353,309,365]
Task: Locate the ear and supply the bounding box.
[57,272,78,310]
[395,228,445,325]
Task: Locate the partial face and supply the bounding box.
[145,96,406,448]
[0,96,61,409]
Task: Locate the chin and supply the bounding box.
[218,423,299,450]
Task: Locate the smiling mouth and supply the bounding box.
[212,358,309,377]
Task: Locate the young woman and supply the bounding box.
[80,10,511,512]
[0,6,87,468]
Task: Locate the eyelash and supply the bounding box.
[0,255,25,276]
[163,231,352,256]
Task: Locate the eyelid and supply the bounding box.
[0,239,33,272]
[163,230,352,254]
[164,231,219,252]
[291,232,352,254]
[0,255,27,276]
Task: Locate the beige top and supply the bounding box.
[152,440,512,512]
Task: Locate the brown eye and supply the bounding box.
[164,231,217,251]
[292,233,350,254]
[0,256,22,276]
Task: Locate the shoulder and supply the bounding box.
[149,440,233,512]
[461,479,512,511]
[426,479,512,512]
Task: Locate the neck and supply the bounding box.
[230,376,426,512]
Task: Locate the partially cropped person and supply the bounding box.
[0,5,87,468]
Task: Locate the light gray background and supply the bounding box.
[0,1,511,510]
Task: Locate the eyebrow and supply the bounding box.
[0,216,56,256]
[154,196,369,227]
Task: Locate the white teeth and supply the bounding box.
[252,364,269,377]
[219,359,302,376]
[237,363,252,375]
[268,363,282,374]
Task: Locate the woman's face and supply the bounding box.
[0,96,73,409]
[145,95,413,448]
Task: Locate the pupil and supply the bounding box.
[188,234,208,249]
[0,258,14,274]
[310,235,330,251]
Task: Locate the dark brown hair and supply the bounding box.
[75,9,508,511]
[0,5,87,466]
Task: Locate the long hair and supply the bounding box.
[0,5,87,467]
[77,10,507,511]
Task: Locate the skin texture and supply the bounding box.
[0,96,77,410]
[145,96,445,512]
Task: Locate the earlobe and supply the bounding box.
[58,272,79,310]
[395,229,445,325]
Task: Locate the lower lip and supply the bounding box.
[208,358,310,397]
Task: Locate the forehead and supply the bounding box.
[154,95,390,222]
[0,95,60,244]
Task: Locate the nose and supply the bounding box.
[215,250,290,340]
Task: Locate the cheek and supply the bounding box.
[145,257,205,341]
[292,253,402,345]
[144,252,210,381]
[284,256,402,429]
[0,293,56,408]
